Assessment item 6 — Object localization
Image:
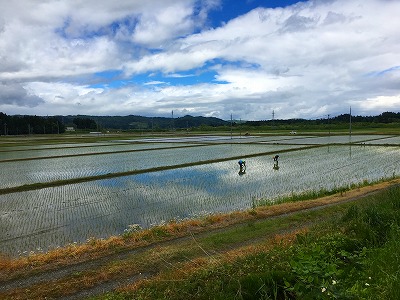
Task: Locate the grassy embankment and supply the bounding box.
[91,181,400,300]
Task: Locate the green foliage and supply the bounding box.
[284,233,366,299]
[245,111,400,128]
[365,225,400,300]
[282,186,400,299]
[341,187,400,247]
[63,114,229,130]
[0,112,64,135]
[73,117,97,129]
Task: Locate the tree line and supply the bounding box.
[0,112,65,135]
[245,112,400,126]
[1,111,400,135]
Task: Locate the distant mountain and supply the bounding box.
[62,115,230,130]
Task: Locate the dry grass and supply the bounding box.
[118,227,309,294]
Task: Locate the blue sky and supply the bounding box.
[208,0,306,26]
[0,0,399,120]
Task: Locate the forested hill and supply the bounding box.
[0,113,230,134]
[63,115,230,130]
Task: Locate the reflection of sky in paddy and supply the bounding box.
[0,143,203,161]
[121,135,317,144]
[271,135,393,144]
[0,143,303,189]
[117,135,233,142]
[1,145,400,256]
[0,142,118,151]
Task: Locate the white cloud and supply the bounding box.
[131,2,195,47]
[351,95,400,116]
[0,0,206,79]
[0,0,400,120]
[144,81,166,85]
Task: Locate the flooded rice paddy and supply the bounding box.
[0,134,399,256]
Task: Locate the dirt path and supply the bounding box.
[1,179,399,299]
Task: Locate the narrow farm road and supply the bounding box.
[1,179,399,300]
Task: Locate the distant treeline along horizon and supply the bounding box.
[0,111,399,135]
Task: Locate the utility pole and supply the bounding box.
[240,118,242,138]
[327,114,330,136]
[349,106,352,136]
[272,110,275,129]
[4,123,7,136]
[230,113,233,139]
[171,110,174,131]
[349,106,352,157]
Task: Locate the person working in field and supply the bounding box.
[238,159,246,169]
[238,159,246,175]
[273,155,279,170]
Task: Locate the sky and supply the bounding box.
[0,0,399,121]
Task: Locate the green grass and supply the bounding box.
[96,185,400,300]
[256,176,396,207]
